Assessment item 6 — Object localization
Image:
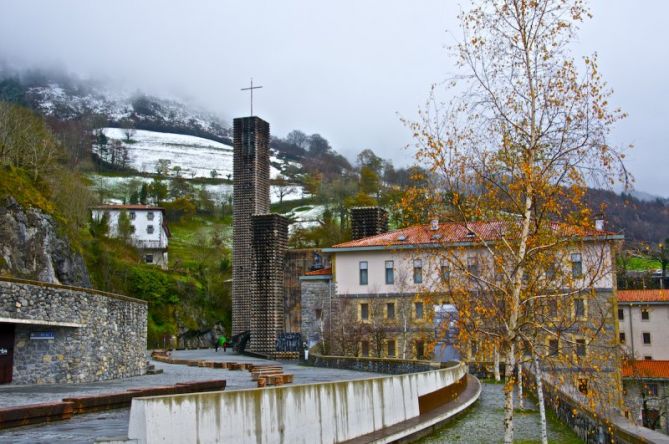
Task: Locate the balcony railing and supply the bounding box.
[132,239,167,250]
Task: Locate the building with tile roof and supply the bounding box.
[618,290,669,362]
[91,205,170,268]
[622,360,669,434]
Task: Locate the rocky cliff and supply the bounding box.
[0,196,91,287]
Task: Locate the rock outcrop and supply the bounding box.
[0,196,91,287]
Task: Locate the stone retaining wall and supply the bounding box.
[0,278,147,384]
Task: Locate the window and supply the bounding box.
[385,261,394,285]
[147,211,155,221]
[441,265,450,282]
[619,332,626,344]
[387,340,396,357]
[645,356,653,361]
[574,298,586,319]
[360,303,369,321]
[315,309,322,320]
[645,383,659,397]
[618,308,624,320]
[578,378,588,395]
[147,225,155,234]
[546,264,556,280]
[641,309,650,321]
[386,303,395,320]
[547,299,558,319]
[467,256,479,278]
[361,341,370,357]
[571,253,583,278]
[643,332,652,345]
[415,340,425,360]
[145,254,154,264]
[359,261,368,285]
[129,211,136,220]
[413,259,423,284]
[548,339,559,356]
[575,339,587,357]
[415,302,424,320]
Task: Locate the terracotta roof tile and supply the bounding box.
[622,360,669,379]
[305,267,332,276]
[618,290,669,303]
[330,221,618,249]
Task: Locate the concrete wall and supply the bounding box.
[0,278,147,384]
[125,363,468,444]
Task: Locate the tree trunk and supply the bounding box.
[534,354,548,444]
[494,346,501,382]
[518,360,524,409]
[503,345,516,444]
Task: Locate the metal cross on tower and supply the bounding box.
[241,77,263,116]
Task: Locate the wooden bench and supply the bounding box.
[257,374,294,387]
[0,401,74,429]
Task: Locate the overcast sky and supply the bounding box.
[1,1,667,195]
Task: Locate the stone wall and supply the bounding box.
[308,353,443,375]
[300,276,332,346]
[0,278,147,384]
[284,249,330,333]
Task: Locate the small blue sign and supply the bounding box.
[30,331,55,340]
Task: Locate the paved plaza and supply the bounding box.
[0,349,381,444]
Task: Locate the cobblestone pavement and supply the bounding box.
[0,349,381,444]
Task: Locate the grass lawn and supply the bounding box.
[625,256,661,272]
[168,214,231,265]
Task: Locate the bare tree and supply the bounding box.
[406,1,629,441]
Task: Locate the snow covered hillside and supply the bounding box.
[98,128,286,178]
[26,83,229,139]
[90,174,305,205]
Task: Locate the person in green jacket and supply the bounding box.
[215,334,227,352]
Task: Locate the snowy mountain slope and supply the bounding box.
[98,128,286,179]
[25,83,230,140]
[90,174,305,205]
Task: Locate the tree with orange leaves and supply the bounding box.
[406,1,630,442]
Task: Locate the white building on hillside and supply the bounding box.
[91,204,170,268]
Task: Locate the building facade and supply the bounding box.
[0,278,147,385]
[618,289,669,361]
[623,360,669,435]
[303,213,622,397]
[90,205,169,268]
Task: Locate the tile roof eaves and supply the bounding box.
[323,242,479,253]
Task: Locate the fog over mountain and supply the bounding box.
[0,0,667,195]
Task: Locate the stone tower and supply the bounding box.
[232,116,270,336]
[350,207,389,240]
[250,214,289,353]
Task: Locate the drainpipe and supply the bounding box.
[628,304,635,358]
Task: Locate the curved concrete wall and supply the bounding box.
[125,363,468,444]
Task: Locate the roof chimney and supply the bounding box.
[594,214,605,231]
[430,219,439,231]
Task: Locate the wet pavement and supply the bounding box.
[0,349,382,444]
